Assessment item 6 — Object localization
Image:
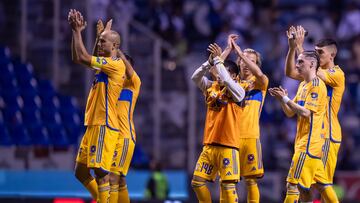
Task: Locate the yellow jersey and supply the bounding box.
[117,72,141,142]
[237,76,268,138]
[293,77,328,158]
[84,56,126,131]
[320,65,345,143]
[203,82,242,148]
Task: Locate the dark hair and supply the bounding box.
[224,60,239,75]
[315,38,338,49]
[124,53,134,66]
[302,50,320,71]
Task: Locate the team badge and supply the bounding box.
[90,145,96,154]
[247,154,255,163]
[223,158,230,167]
[311,92,318,99]
[328,69,335,74]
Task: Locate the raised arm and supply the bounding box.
[285,26,304,81]
[220,34,238,61]
[191,58,213,92]
[269,86,311,118]
[117,49,134,79]
[232,40,268,87]
[208,43,245,102]
[68,9,92,66]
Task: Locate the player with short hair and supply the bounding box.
[191,43,245,203]
[68,9,126,203]
[231,39,268,203]
[269,49,338,202]
[285,26,344,202]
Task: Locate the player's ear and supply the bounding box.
[310,61,314,69]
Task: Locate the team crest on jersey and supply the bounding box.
[328,69,335,74]
[223,158,230,167]
[311,92,318,99]
[247,154,255,163]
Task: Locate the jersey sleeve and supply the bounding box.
[320,68,345,87]
[130,71,141,90]
[304,84,321,113]
[91,56,126,78]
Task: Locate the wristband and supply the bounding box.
[282,96,290,104]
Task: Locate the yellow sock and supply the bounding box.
[321,186,339,203]
[220,183,238,203]
[284,190,299,203]
[83,178,98,201]
[191,180,212,203]
[98,182,110,203]
[109,184,119,203]
[118,185,130,203]
[246,179,260,203]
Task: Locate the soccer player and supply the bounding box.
[269,50,338,203]
[230,39,268,203]
[109,50,141,203]
[285,25,344,202]
[191,43,245,203]
[68,9,126,203]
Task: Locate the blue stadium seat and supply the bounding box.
[0,124,12,146]
[22,109,42,127]
[47,125,69,147]
[22,95,41,112]
[41,109,62,127]
[27,124,50,146]
[2,90,22,109]
[8,124,31,146]
[38,80,56,99]
[0,46,10,58]
[2,107,22,125]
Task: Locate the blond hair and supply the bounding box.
[243,48,262,67]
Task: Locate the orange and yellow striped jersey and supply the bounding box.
[293,77,327,158]
[237,76,268,138]
[84,56,126,131]
[117,72,141,142]
[203,82,242,148]
[320,65,345,143]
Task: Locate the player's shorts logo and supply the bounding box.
[223,158,230,167]
[113,151,118,158]
[247,154,255,163]
[90,145,96,154]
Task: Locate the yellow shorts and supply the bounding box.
[110,135,135,176]
[76,125,119,172]
[321,138,340,184]
[193,145,240,182]
[287,151,328,189]
[239,138,264,178]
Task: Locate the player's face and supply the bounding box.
[315,46,331,67]
[239,52,257,77]
[295,54,311,76]
[97,31,113,57]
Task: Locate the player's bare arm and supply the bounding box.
[220,34,238,61]
[269,86,311,118]
[284,26,303,81]
[208,43,245,102]
[232,39,268,86]
[117,49,134,79]
[68,9,92,67]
